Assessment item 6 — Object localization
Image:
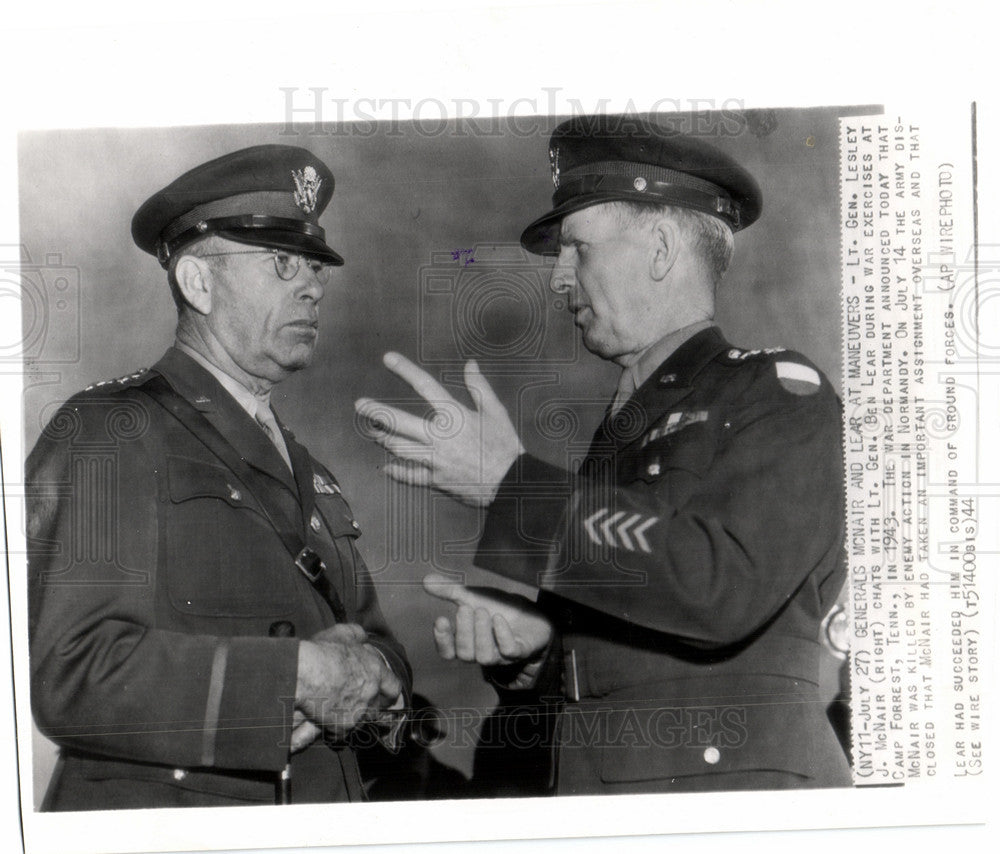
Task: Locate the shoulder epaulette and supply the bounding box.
[719,346,787,364]
[84,368,150,392]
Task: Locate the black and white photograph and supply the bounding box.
[1,4,995,854]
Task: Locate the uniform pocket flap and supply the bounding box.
[314,493,361,538]
[167,455,249,507]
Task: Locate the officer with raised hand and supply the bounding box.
[357,115,850,794]
[28,145,410,809]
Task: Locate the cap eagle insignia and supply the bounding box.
[549,145,560,189]
[291,165,322,213]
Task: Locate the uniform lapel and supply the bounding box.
[151,348,300,496]
[583,327,731,464]
[276,417,316,525]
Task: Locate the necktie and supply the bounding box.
[255,403,293,472]
[610,368,637,415]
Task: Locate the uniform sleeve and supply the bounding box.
[27,403,297,773]
[476,364,845,648]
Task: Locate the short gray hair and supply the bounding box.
[613,201,735,284]
[166,234,230,312]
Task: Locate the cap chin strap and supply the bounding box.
[156,214,327,265]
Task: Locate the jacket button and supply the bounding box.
[172,768,188,781]
[351,520,360,530]
[647,462,661,477]
[703,747,721,765]
[310,512,322,532]
[269,621,296,637]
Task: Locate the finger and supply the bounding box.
[369,433,437,463]
[454,604,476,661]
[290,719,322,754]
[474,607,501,665]
[355,398,434,443]
[383,459,434,488]
[433,615,457,660]
[312,623,366,644]
[463,359,504,415]
[335,623,367,643]
[383,352,455,409]
[377,667,403,703]
[422,572,474,607]
[492,613,525,660]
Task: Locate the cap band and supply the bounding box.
[157,214,327,264]
[161,191,310,244]
[554,161,740,228]
[559,161,727,195]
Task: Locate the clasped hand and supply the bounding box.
[355,352,524,508]
[293,623,401,752]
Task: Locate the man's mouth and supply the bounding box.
[286,319,319,336]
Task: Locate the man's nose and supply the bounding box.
[548,258,576,295]
[297,270,325,302]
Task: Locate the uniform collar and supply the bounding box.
[175,341,272,419]
[645,324,732,390]
[615,320,716,405]
[151,347,301,495]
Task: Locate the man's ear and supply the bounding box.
[174,255,213,315]
[650,217,681,281]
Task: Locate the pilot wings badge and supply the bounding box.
[291,166,322,213]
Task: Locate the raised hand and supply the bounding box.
[355,353,524,508]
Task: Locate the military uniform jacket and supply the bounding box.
[28,348,411,809]
[477,327,850,794]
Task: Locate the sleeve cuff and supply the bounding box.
[209,636,299,772]
[475,454,573,588]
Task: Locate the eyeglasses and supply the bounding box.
[199,249,333,284]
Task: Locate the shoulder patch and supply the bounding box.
[84,367,149,392]
[775,360,821,395]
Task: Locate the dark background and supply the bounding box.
[20,106,866,800]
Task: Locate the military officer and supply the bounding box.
[28,145,411,809]
[356,116,851,794]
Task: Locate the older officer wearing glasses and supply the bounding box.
[28,145,411,810]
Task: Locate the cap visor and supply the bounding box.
[520,192,667,255]
[217,227,344,266]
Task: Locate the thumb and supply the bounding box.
[423,572,472,607]
[464,359,503,414]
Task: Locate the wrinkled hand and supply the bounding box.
[423,572,553,688]
[295,623,402,742]
[355,352,525,508]
[290,710,320,754]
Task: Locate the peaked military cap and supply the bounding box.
[132,144,344,267]
[520,115,763,255]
